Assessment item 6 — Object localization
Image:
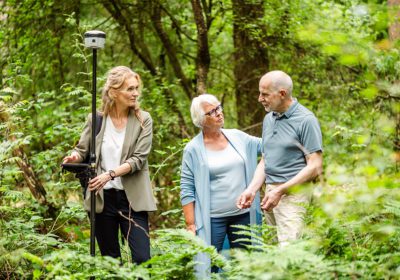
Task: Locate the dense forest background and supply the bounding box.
[0,0,399,279]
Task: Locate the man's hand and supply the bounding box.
[261,187,284,211]
[236,189,256,209]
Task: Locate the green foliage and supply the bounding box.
[1,0,399,278]
[148,229,226,279]
[221,182,400,279]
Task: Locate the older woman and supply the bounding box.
[63,66,156,264]
[180,94,262,274]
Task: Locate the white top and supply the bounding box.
[206,143,249,218]
[100,116,126,190]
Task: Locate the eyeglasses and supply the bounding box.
[204,104,223,117]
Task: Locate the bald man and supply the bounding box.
[237,70,323,246]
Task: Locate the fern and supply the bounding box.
[383,201,400,218]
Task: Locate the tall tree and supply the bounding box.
[232,0,269,132]
[191,0,211,94]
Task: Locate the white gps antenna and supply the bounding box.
[84,30,106,49]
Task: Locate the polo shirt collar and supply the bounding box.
[273,98,298,119]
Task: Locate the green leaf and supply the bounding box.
[360,86,378,99]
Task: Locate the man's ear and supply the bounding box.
[279,89,287,98]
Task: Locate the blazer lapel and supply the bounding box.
[120,110,135,163]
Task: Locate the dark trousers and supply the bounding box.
[95,189,150,264]
[210,212,250,273]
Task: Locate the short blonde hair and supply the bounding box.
[190,94,219,128]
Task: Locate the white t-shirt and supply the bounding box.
[206,143,249,218]
[100,116,126,190]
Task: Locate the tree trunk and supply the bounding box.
[232,0,269,134]
[103,0,158,75]
[191,0,210,95]
[151,2,195,99]
[11,145,56,217]
[13,148,48,204]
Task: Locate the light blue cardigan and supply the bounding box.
[180,128,262,277]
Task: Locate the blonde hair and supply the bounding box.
[101,66,143,126]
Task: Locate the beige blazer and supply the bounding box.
[74,109,157,213]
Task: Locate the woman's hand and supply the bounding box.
[88,172,111,195]
[63,151,82,164]
[236,189,256,209]
[182,202,196,235]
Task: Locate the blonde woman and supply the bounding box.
[63,66,156,264]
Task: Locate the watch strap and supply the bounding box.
[108,170,116,180]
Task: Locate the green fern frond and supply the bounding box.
[383,201,400,217]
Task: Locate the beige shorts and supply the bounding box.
[264,184,311,246]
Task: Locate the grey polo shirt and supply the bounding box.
[262,99,323,184]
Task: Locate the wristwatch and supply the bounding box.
[108,170,116,180]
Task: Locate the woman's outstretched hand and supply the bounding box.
[62,151,81,164]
